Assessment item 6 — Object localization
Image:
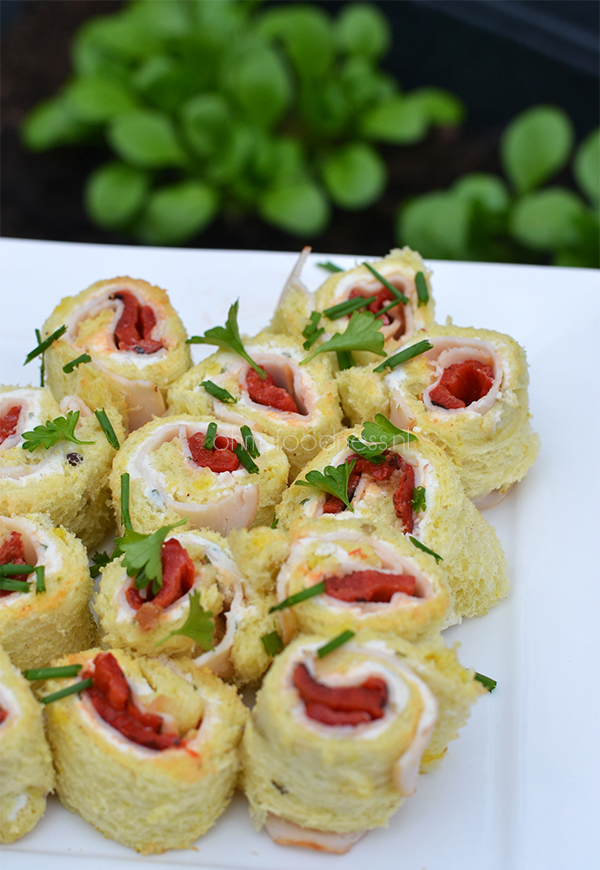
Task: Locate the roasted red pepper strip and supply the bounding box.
[293,663,388,725]
[188,431,240,473]
[324,569,416,602]
[113,291,163,355]
[429,359,494,409]
[84,652,181,751]
[0,706,7,725]
[392,457,415,534]
[349,287,399,326]
[0,531,30,598]
[126,538,195,612]
[0,405,21,445]
[246,368,299,414]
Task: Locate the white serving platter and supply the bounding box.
[0,238,598,870]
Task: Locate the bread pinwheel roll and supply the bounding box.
[274,518,451,644]
[95,527,281,685]
[0,514,95,671]
[44,648,248,854]
[277,428,508,621]
[168,331,343,478]
[43,277,191,431]
[111,415,289,536]
[241,634,483,853]
[0,645,54,844]
[0,386,120,548]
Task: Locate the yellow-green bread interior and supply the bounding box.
[0,645,54,844]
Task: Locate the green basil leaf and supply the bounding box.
[259,180,330,236]
[321,142,386,210]
[398,192,470,260]
[510,188,587,251]
[334,3,391,59]
[574,128,599,205]
[257,6,333,80]
[85,162,150,230]
[180,94,233,160]
[409,87,465,126]
[138,181,218,245]
[66,75,137,123]
[501,105,574,194]
[126,0,191,39]
[132,56,190,114]
[452,173,510,214]
[76,12,164,60]
[360,94,428,144]
[108,110,186,168]
[231,46,293,130]
[21,96,90,151]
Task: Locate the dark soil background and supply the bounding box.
[2,0,598,255]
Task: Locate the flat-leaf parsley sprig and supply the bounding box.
[156,590,214,650]
[301,311,385,369]
[115,518,188,596]
[187,301,266,380]
[295,461,357,512]
[348,414,417,462]
[21,410,95,452]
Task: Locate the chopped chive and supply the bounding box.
[299,498,309,506]
[63,353,91,374]
[376,296,404,318]
[316,630,355,659]
[269,581,326,613]
[120,472,132,530]
[323,295,377,321]
[24,324,67,365]
[363,263,409,304]
[25,664,82,681]
[0,578,31,593]
[317,261,344,273]
[204,422,218,451]
[34,566,45,594]
[261,630,284,656]
[374,339,433,374]
[0,563,35,575]
[233,444,260,474]
[336,349,355,370]
[474,672,497,692]
[36,328,44,386]
[271,514,279,529]
[202,380,238,404]
[408,536,442,562]
[240,425,260,458]
[302,312,325,350]
[415,271,429,306]
[94,409,119,450]
[41,678,93,705]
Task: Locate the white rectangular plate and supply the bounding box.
[1,239,598,870]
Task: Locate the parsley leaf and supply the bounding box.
[302,311,325,350]
[301,311,386,365]
[156,590,214,650]
[411,486,427,512]
[89,550,114,579]
[187,300,266,379]
[115,518,188,595]
[21,410,95,452]
[348,414,417,462]
[295,461,356,511]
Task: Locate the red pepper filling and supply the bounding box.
[126,538,195,615]
[0,405,21,445]
[113,290,163,355]
[322,452,415,533]
[0,531,30,598]
[0,706,7,725]
[83,652,182,750]
[429,360,494,409]
[293,663,388,726]
[324,569,416,601]
[246,368,299,414]
[188,431,240,473]
[349,287,406,330]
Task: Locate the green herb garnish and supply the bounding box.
[411,486,427,512]
[408,536,442,563]
[261,630,284,656]
[94,408,119,450]
[21,410,95,452]
[187,301,266,380]
[233,443,260,474]
[240,425,260,458]
[415,271,429,306]
[336,349,355,370]
[115,518,188,595]
[354,414,417,461]
[474,672,497,692]
[62,353,91,373]
[203,421,218,451]
[35,329,44,386]
[322,294,377,321]
[90,550,113,579]
[0,563,34,576]
[156,590,214,650]
[317,261,344,273]
[120,472,132,531]
[373,339,433,373]
[316,630,355,658]
[302,311,325,350]
[202,380,238,404]
[363,263,409,304]
[295,461,356,512]
[34,566,45,594]
[269,581,326,613]
[25,664,82,681]
[0,578,31,593]
[271,514,279,529]
[40,678,93,705]
[24,324,66,365]
[301,311,386,365]
[347,433,385,463]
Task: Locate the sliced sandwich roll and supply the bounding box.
[0,513,95,670]
[0,386,120,548]
[111,415,289,535]
[44,648,248,854]
[167,331,344,478]
[43,277,191,431]
[241,634,483,852]
[0,645,54,844]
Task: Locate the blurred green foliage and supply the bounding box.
[398,106,599,268]
[21,0,462,244]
